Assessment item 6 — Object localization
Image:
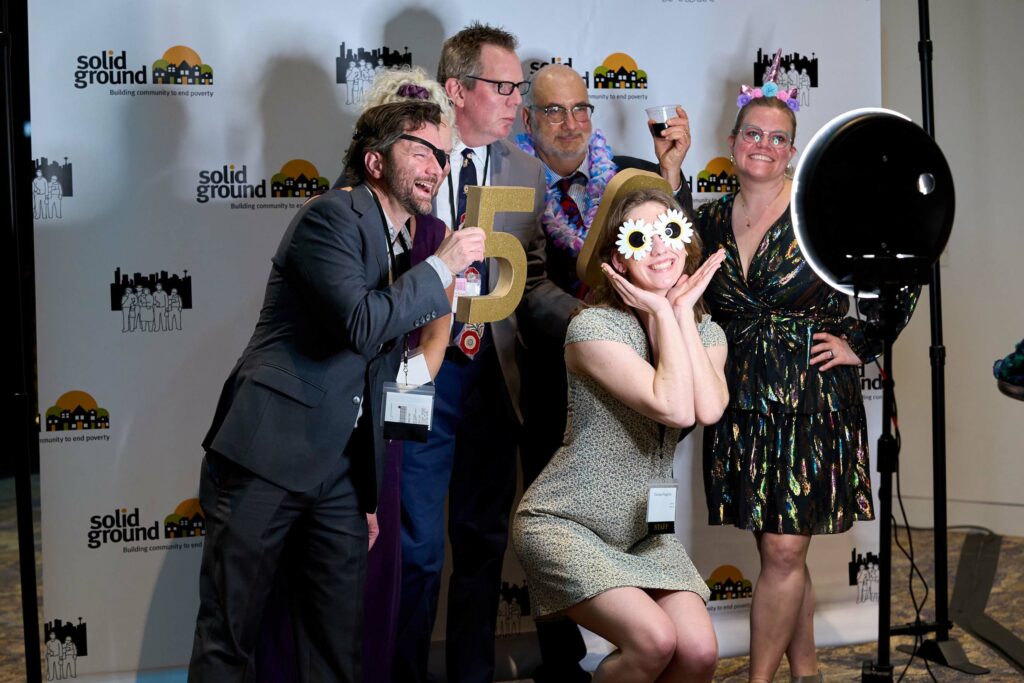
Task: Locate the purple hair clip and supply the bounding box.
[397,83,430,100]
[738,48,800,112]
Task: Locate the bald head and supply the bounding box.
[526,64,586,108]
[522,64,593,176]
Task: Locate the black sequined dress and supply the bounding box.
[697,194,917,535]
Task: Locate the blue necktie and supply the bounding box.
[453,148,487,358]
[456,148,477,226]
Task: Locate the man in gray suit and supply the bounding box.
[189,100,485,682]
[394,23,579,683]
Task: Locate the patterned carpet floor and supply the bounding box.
[2,476,1021,681]
[713,529,1024,682]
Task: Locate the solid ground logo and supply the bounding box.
[705,564,753,601]
[41,390,110,434]
[209,159,330,211]
[86,502,206,553]
[753,47,818,109]
[272,159,330,198]
[859,362,883,400]
[336,42,413,106]
[88,508,159,549]
[593,53,648,89]
[848,547,879,603]
[44,617,87,679]
[528,56,592,88]
[73,49,147,89]
[31,156,73,221]
[696,157,738,194]
[164,498,206,539]
[196,164,266,203]
[153,45,213,86]
[110,267,191,333]
[74,45,215,97]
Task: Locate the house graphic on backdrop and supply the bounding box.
[152,45,213,85]
[592,53,648,89]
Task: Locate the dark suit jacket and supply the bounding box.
[613,154,694,215]
[203,184,450,509]
[460,138,579,420]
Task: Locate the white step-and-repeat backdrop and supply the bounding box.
[30,0,884,677]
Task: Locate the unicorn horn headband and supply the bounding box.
[737,48,799,112]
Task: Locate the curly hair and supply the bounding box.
[362,65,456,142]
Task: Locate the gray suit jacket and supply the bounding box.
[481,138,579,419]
[203,184,450,507]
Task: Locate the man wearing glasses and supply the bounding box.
[513,62,696,681]
[394,22,579,683]
[519,63,693,299]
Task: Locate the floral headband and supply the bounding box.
[738,48,799,112]
[616,209,693,261]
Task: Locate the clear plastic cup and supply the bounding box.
[646,104,680,138]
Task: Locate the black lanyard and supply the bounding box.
[446,145,491,228]
[366,185,410,283]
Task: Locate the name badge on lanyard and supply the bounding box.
[367,186,436,442]
[646,479,678,535]
[382,348,435,443]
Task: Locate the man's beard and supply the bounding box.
[536,130,588,162]
[384,160,435,216]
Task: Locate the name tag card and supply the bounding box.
[381,382,435,443]
[646,480,678,535]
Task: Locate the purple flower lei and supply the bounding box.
[515,128,618,255]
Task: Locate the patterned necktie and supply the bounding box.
[452,147,486,359]
[456,148,477,226]
[556,173,585,233]
[556,173,590,300]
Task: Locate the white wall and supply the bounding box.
[881,0,1024,535]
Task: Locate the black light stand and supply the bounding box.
[2,0,43,681]
[792,106,958,680]
[861,292,902,682]
[890,0,987,673]
[793,3,983,675]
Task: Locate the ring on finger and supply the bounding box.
[828,350,834,360]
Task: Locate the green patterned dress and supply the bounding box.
[513,306,724,617]
[697,194,917,535]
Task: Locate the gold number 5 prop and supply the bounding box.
[576,169,672,288]
[456,186,534,324]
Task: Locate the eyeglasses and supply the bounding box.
[530,103,595,125]
[398,134,449,170]
[463,75,531,97]
[736,124,792,148]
